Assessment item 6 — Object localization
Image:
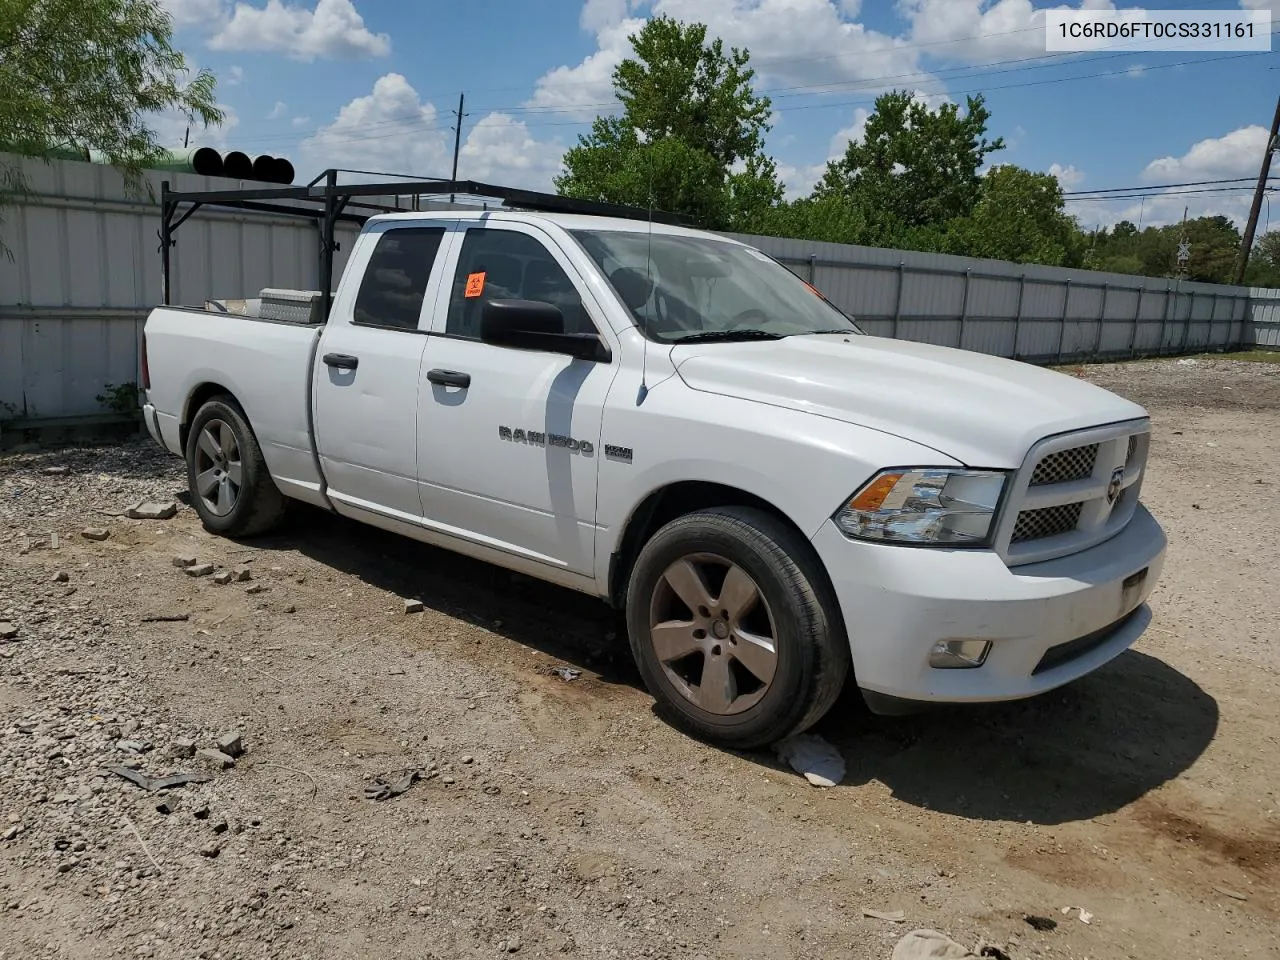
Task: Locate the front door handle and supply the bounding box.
[427,368,471,389]
[323,353,359,370]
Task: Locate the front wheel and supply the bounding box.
[185,396,287,538]
[625,506,851,749]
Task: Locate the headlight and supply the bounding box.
[834,469,1007,545]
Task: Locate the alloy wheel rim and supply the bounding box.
[648,552,779,716]
[193,419,242,517]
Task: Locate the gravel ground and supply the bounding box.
[2,356,1278,960]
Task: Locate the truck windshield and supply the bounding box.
[571,229,862,343]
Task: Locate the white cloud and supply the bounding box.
[526,17,643,119]
[459,114,567,188]
[209,0,390,61]
[1048,162,1084,188]
[896,0,1119,62]
[1067,124,1271,230]
[266,101,287,121]
[292,116,311,128]
[226,65,245,85]
[300,74,568,191]
[580,0,646,31]
[1142,125,1270,181]
[1067,190,1258,232]
[149,102,240,151]
[656,0,926,91]
[527,1,935,121]
[160,0,227,28]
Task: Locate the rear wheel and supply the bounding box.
[625,506,850,749]
[185,396,287,537]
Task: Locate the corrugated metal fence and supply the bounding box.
[727,233,1280,363]
[2,152,1278,427]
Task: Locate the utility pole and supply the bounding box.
[1234,94,1280,285]
[450,92,467,205]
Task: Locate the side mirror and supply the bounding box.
[479,299,610,362]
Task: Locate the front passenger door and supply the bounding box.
[414,223,618,582]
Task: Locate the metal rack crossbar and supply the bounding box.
[159,170,690,318]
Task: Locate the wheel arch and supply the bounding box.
[607,481,838,617]
[179,382,237,452]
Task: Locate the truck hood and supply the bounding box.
[670,334,1148,468]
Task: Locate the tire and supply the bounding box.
[625,506,851,750]
[184,395,287,538]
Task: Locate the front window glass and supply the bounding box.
[571,230,862,343]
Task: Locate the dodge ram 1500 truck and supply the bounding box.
[142,204,1167,749]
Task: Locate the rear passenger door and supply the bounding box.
[414,222,617,583]
[312,220,456,522]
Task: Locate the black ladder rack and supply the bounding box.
[159,170,690,318]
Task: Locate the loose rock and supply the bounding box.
[0,622,18,640]
[170,738,197,759]
[185,564,215,578]
[231,566,253,582]
[172,553,199,568]
[197,748,236,770]
[215,731,244,758]
[213,571,233,585]
[126,501,178,520]
[198,842,221,858]
[53,571,70,583]
[403,598,424,614]
[81,527,111,541]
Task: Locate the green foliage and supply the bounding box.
[1244,229,1280,287]
[555,15,781,230]
[941,165,1080,266]
[0,0,223,246]
[555,16,1260,284]
[96,381,140,417]
[1086,215,1244,283]
[816,91,1005,231]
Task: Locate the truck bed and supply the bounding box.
[144,304,328,506]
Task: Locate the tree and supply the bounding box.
[943,165,1081,266]
[815,90,1005,237]
[1245,229,1280,287]
[1180,215,1240,283]
[1255,230,1280,272]
[0,0,221,184]
[555,16,781,230]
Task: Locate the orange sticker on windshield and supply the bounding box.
[464,272,486,298]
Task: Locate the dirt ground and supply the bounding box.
[2,356,1278,960]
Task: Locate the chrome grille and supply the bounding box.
[1011,502,1082,542]
[1029,443,1098,486]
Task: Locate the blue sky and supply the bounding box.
[159,0,1279,231]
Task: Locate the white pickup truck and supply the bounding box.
[142,204,1167,749]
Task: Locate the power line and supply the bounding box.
[1065,185,1278,202]
[227,43,1273,148]
[1065,176,1278,196]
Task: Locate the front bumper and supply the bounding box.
[811,503,1167,705]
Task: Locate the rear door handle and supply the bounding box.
[427,368,471,389]
[323,353,359,370]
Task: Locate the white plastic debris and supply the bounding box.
[1061,905,1094,924]
[773,733,845,787]
[1176,357,1199,367]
